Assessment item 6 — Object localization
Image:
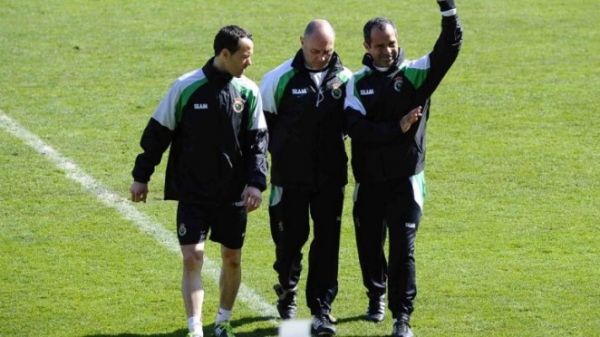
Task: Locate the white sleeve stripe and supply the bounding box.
[441,8,457,17]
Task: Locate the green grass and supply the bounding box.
[1,0,600,336]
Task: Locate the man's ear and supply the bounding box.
[300,36,305,47]
[363,41,370,52]
[220,48,231,60]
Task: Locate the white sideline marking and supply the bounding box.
[0,110,279,321]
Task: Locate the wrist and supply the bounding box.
[399,121,408,134]
[247,182,265,192]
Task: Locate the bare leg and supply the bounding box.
[181,243,205,324]
[219,245,242,310]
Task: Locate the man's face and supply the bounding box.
[301,33,334,70]
[225,37,253,77]
[364,24,398,68]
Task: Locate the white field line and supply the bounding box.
[0,110,279,321]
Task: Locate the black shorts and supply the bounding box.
[176,201,247,249]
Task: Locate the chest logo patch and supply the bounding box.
[394,77,404,92]
[331,83,342,99]
[233,97,244,113]
[360,89,374,96]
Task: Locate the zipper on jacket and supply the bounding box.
[316,87,324,107]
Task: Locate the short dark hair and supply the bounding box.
[363,17,396,46]
[213,25,253,56]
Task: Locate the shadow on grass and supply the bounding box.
[85,315,280,337]
[333,314,368,324]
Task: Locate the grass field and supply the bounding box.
[1,0,599,336]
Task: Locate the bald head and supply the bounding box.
[301,19,336,70]
[304,19,336,39]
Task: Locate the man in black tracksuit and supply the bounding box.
[260,19,352,336]
[344,1,463,336]
[130,26,268,337]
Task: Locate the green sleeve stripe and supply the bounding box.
[175,78,208,123]
[403,57,431,90]
[353,69,372,99]
[274,69,297,108]
[403,67,430,89]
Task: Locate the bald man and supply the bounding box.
[260,19,352,336]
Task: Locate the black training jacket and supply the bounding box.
[132,58,268,203]
[260,50,352,189]
[345,9,463,183]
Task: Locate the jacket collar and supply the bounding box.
[202,57,234,85]
[361,47,406,74]
[290,49,345,74]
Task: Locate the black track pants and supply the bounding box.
[270,183,344,315]
[353,175,424,318]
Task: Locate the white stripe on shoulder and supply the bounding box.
[152,68,205,131]
[178,68,206,85]
[233,75,260,92]
[259,58,295,115]
[265,58,295,79]
[353,66,370,77]
[403,55,430,70]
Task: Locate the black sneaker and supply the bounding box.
[392,319,413,337]
[273,284,297,319]
[311,314,336,336]
[365,292,386,322]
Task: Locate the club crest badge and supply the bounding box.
[178,223,187,236]
[331,83,342,99]
[233,97,244,113]
[393,77,404,92]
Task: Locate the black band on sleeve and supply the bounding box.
[437,0,456,12]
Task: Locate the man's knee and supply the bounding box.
[222,248,242,268]
[182,247,204,271]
